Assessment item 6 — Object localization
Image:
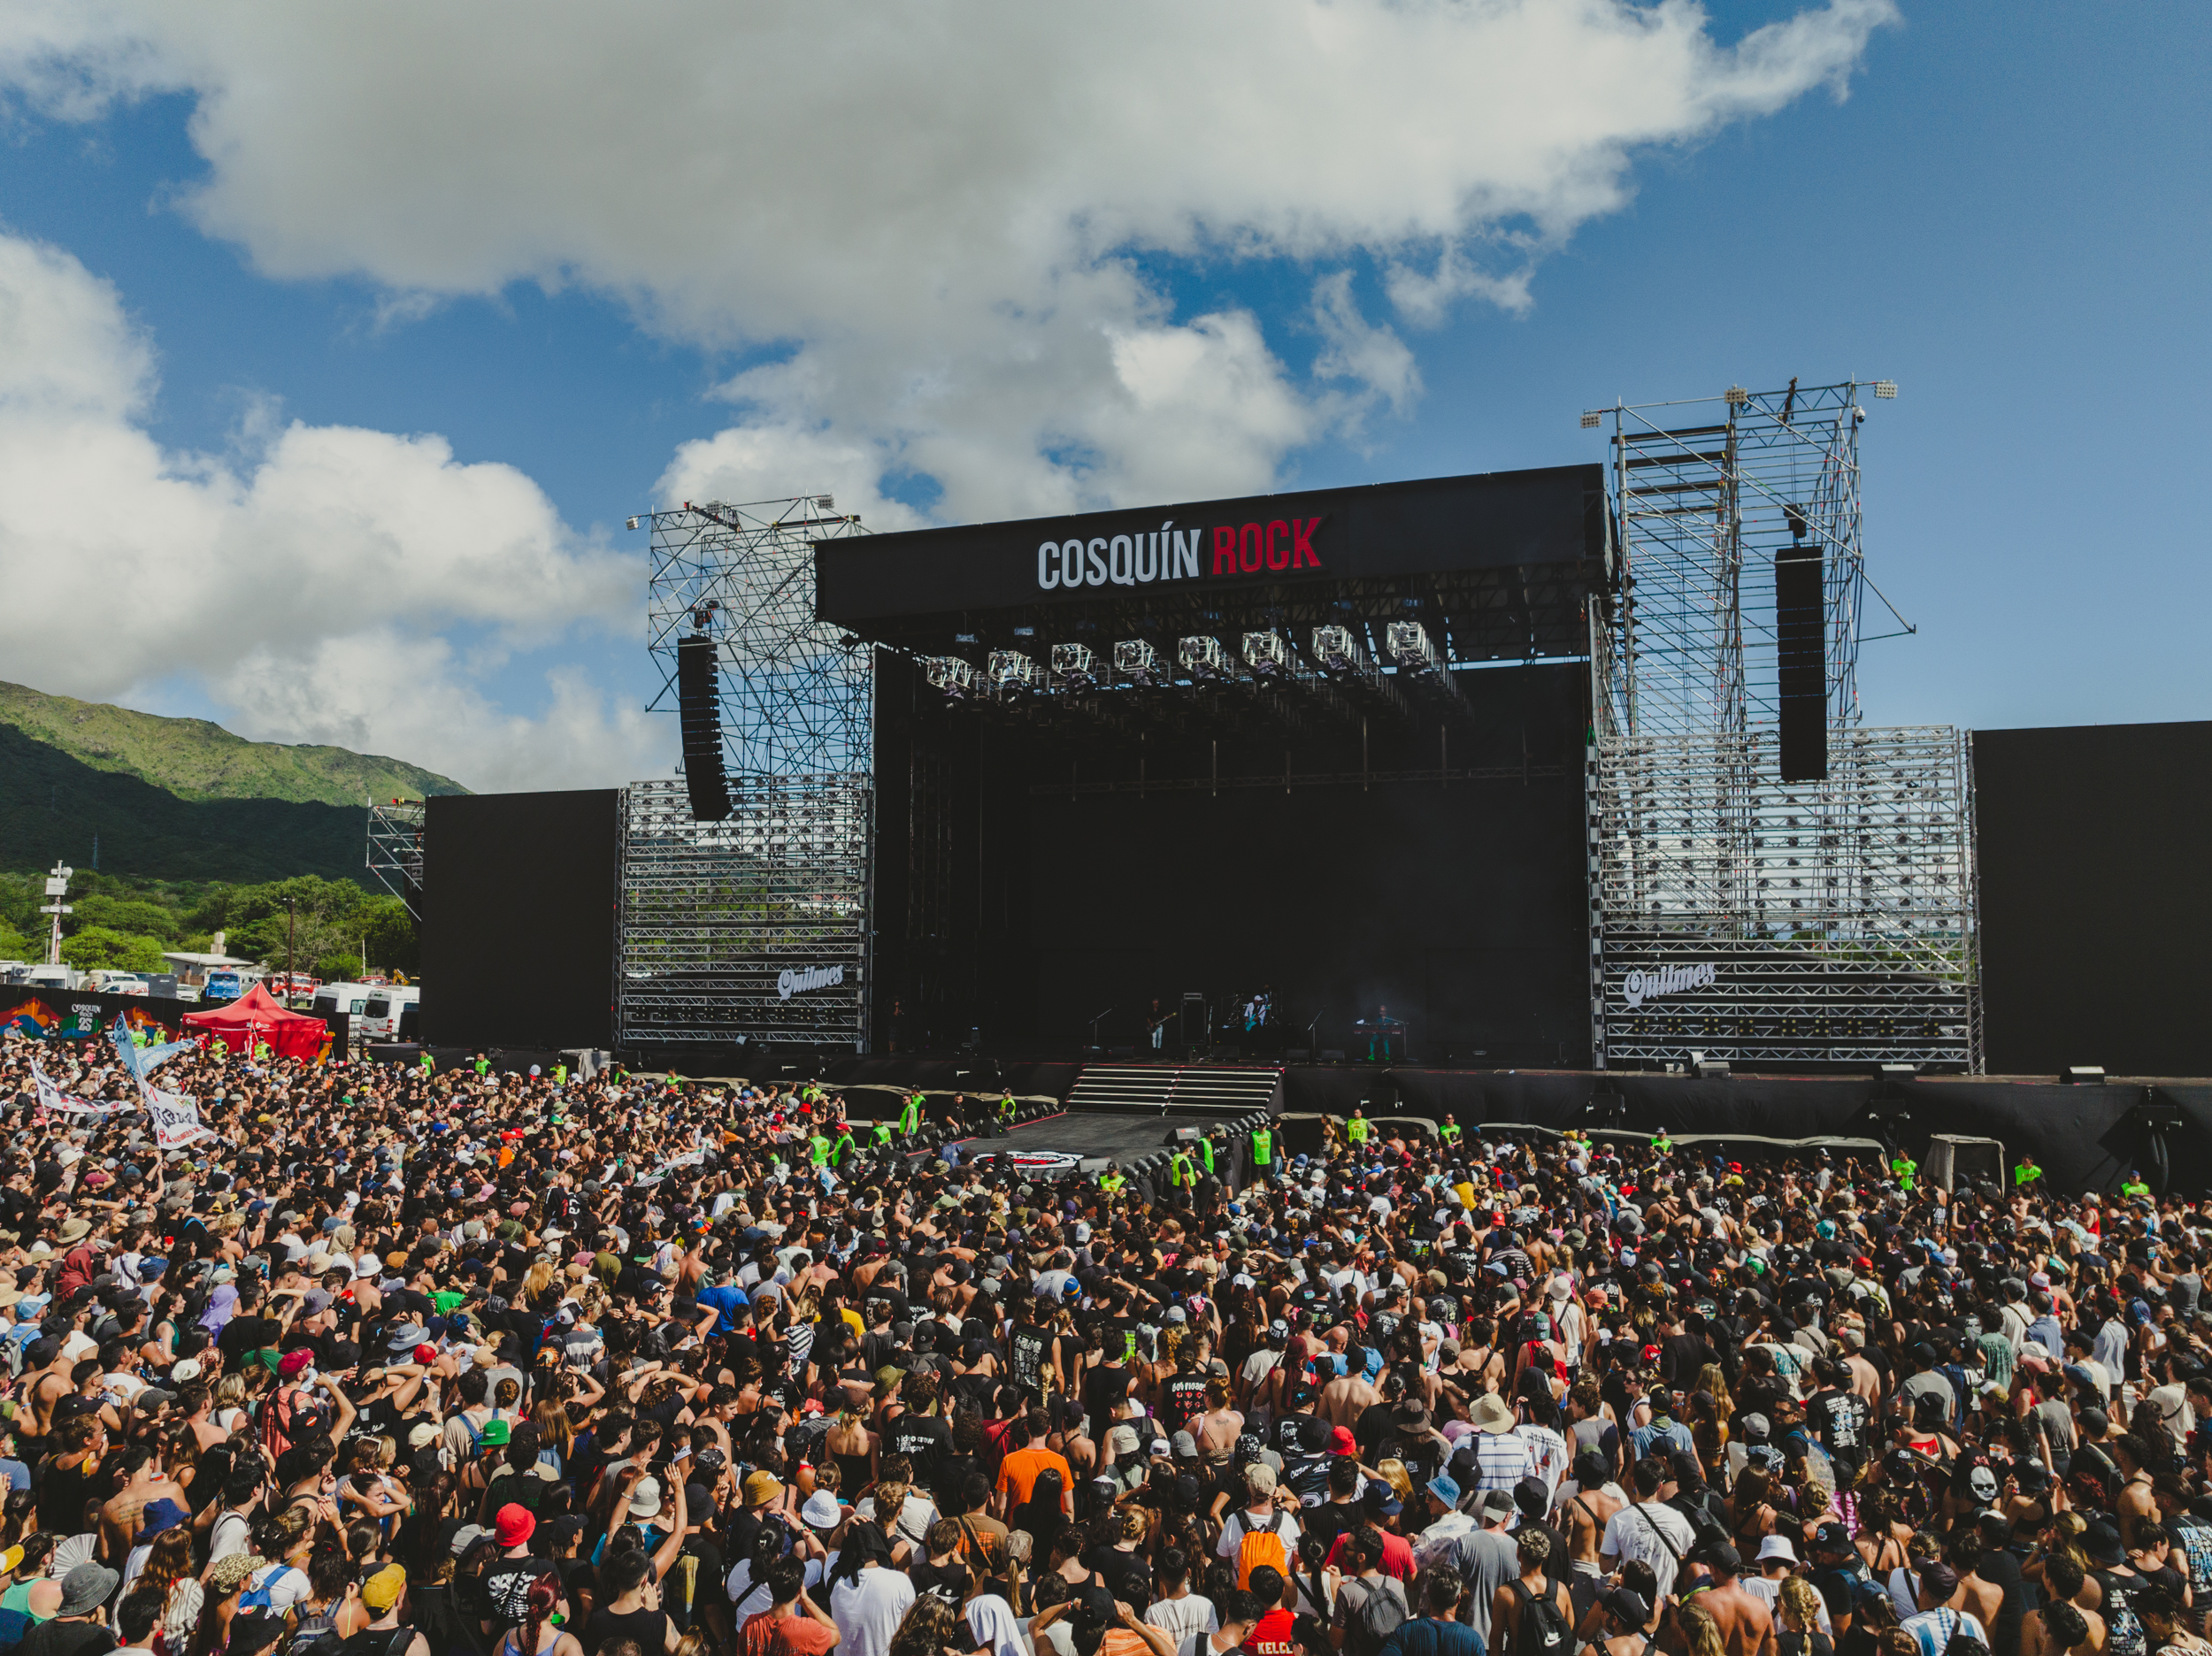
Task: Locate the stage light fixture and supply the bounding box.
[924,656,977,700]
[816,494,835,509]
[626,515,641,531]
[1178,635,1234,681]
[1580,411,1601,429]
[1114,638,1165,686]
[1872,380,1897,399]
[1724,385,1750,405]
[1049,641,1098,691]
[1385,619,1443,676]
[1242,631,1293,678]
[987,649,1045,699]
[1312,624,1372,677]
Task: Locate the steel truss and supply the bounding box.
[617,778,872,1049]
[365,801,426,921]
[644,498,873,778]
[629,497,876,1051]
[1586,380,1979,1070]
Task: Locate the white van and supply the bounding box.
[15,964,76,991]
[356,985,420,1040]
[311,981,377,1021]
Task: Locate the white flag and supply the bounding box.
[141,1079,213,1148]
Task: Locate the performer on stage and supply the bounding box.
[1148,997,1168,1050]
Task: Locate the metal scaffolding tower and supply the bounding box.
[616,778,872,1049]
[365,801,426,921]
[1585,379,1979,1070]
[644,499,872,778]
[627,498,876,1051]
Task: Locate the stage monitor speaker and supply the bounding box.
[1775,546,1827,783]
[675,633,733,822]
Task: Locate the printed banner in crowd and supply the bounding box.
[142,1081,215,1148]
[29,1060,131,1116]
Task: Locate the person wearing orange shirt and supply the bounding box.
[992,1407,1072,1518]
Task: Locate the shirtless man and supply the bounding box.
[1317,1350,1380,1430]
[19,1337,77,1465]
[98,1444,189,1565]
[1554,1451,1626,1578]
[1694,1544,1778,1656]
[1491,1529,1575,1656]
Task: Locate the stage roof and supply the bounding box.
[814,464,1609,657]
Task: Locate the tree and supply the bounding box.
[58,927,170,972]
[0,922,33,961]
[71,893,183,941]
[315,952,363,985]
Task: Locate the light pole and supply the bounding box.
[40,863,73,967]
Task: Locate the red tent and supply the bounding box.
[180,982,332,1060]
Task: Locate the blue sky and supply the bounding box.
[0,2,2202,786]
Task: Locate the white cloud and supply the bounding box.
[0,0,1895,517]
[0,229,661,790]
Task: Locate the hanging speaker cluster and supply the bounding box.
[1775,540,1827,783]
[676,633,733,821]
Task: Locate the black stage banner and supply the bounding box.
[814,464,1606,625]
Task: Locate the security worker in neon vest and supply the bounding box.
[1197,1132,1216,1177]
[871,1116,895,1146]
[1439,1114,1463,1149]
[1347,1108,1371,1148]
[1251,1124,1275,1176]
[2014,1153,2043,1187]
[1099,1162,1126,1197]
[998,1091,1017,1129]
[831,1123,859,1167]
[1890,1151,1916,1192]
[1170,1147,1195,1191]
[900,1092,923,1135]
[1652,1128,1672,1154]
[418,1052,434,1077]
[2122,1171,2152,1199]
[553,1062,568,1088]
[809,1129,833,1168]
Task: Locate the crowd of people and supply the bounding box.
[0,1031,2206,1656]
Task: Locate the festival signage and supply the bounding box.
[811,464,1605,625]
[1618,962,1719,1009]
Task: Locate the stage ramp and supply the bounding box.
[1068,1062,1282,1115]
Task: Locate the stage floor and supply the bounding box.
[928,1108,1194,1166]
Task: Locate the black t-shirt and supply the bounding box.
[1165,1371,1210,1428]
[581,1606,669,1656]
[1009,1324,1050,1394]
[483,1549,555,1627]
[1354,1401,1397,1466]
[217,1312,280,1364]
[887,1413,954,1484]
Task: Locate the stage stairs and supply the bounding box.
[1068,1062,1282,1116]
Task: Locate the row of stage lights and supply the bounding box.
[924,620,1456,706]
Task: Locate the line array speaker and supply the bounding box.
[675,633,733,822]
[1775,545,1827,783]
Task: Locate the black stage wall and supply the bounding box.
[873,658,1590,1065]
[1974,721,2212,1077]
[419,790,618,1051]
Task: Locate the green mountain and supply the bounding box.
[0,723,381,886]
[0,681,468,806]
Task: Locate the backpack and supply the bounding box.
[1510,1579,1572,1656]
[1675,1489,1732,1556]
[240,1564,306,1617]
[1345,1581,1409,1656]
[1230,1509,1292,1590]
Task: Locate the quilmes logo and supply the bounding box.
[777,964,846,1000]
[1036,515,1325,590]
[1620,962,1717,1009]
